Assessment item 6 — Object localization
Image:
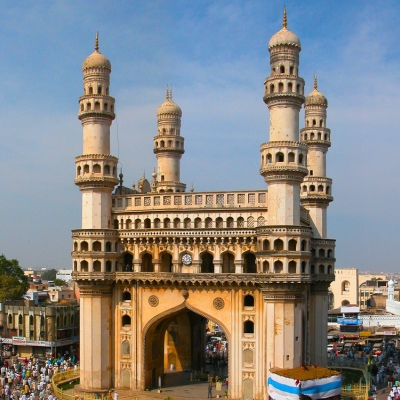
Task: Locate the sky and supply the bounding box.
[0,1,399,272]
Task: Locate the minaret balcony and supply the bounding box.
[260,165,308,182]
[74,175,119,188]
[153,147,184,154]
[263,92,304,108]
[78,109,115,121]
[300,193,334,203]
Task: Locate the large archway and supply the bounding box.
[142,253,153,272]
[143,308,228,391]
[222,252,234,273]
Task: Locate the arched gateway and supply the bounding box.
[73,10,336,400]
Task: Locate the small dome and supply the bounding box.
[389,279,395,287]
[268,8,300,49]
[157,88,182,116]
[269,27,301,49]
[82,34,111,71]
[305,76,328,107]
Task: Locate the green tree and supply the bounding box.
[0,254,29,302]
[40,269,58,281]
[54,278,67,286]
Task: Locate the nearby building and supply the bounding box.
[72,10,335,400]
[56,269,73,282]
[0,300,79,358]
[329,268,358,308]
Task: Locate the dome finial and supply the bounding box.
[314,74,317,90]
[95,32,99,52]
[170,85,173,101]
[283,6,287,28]
[166,85,169,101]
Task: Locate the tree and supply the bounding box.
[0,254,29,302]
[54,278,67,286]
[40,269,58,281]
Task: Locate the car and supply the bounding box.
[327,344,334,352]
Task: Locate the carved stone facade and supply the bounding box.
[72,10,335,400]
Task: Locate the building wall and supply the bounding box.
[329,268,358,308]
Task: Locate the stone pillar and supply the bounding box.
[308,282,329,366]
[77,280,113,393]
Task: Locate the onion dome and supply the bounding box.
[82,33,111,71]
[305,75,328,107]
[269,8,301,49]
[157,87,182,116]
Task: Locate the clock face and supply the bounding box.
[181,253,192,266]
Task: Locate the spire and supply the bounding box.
[190,183,194,192]
[170,85,173,101]
[283,6,287,28]
[166,85,170,101]
[314,74,318,90]
[95,32,99,52]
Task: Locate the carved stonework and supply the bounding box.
[148,295,159,307]
[242,372,255,380]
[213,297,225,310]
[243,315,255,322]
[181,290,189,300]
[121,309,132,316]
[121,362,131,370]
[242,342,255,350]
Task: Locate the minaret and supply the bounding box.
[153,88,186,192]
[300,75,333,238]
[260,8,308,225]
[259,9,308,373]
[73,34,118,393]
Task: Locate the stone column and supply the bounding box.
[77,280,113,393]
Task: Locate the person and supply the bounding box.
[225,378,228,391]
[113,391,118,400]
[208,383,212,398]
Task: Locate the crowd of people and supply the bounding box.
[0,353,77,400]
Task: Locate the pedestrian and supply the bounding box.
[113,391,118,400]
[208,383,212,398]
[225,378,228,392]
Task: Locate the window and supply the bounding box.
[288,261,296,274]
[244,320,254,334]
[276,152,284,162]
[288,239,296,251]
[263,240,270,250]
[274,239,283,250]
[122,291,131,302]
[244,295,254,307]
[122,315,131,327]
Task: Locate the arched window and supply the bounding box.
[114,219,119,229]
[237,217,244,228]
[87,103,91,111]
[194,218,202,228]
[320,119,323,127]
[342,300,350,306]
[97,86,102,95]
[92,241,101,251]
[83,164,89,174]
[18,315,23,325]
[29,315,34,325]
[122,315,131,327]
[326,186,331,195]
[301,240,307,251]
[263,240,270,250]
[244,253,256,273]
[301,261,306,273]
[319,249,325,257]
[276,152,284,162]
[257,216,265,226]
[244,320,254,334]
[105,261,112,272]
[184,218,191,228]
[290,66,294,74]
[122,291,131,302]
[274,260,283,273]
[302,185,307,192]
[288,261,296,274]
[174,218,181,228]
[8,315,12,325]
[80,241,88,252]
[299,154,304,164]
[263,260,269,273]
[280,65,285,74]
[288,82,293,92]
[74,241,78,252]
[142,253,153,272]
[144,218,151,228]
[327,249,332,258]
[319,265,325,274]
[310,185,315,192]
[80,104,84,112]
[154,218,161,228]
[125,219,132,229]
[288,152,295,163]
[296,84,300,93]
[95,102,100,111]
[267,153,272,163]
[227,217,234,228]
[288,239,296,251]
[93,260,101,271]
[274,239,283,250]
[160,140,165,147]
[93,164,101,173]
[77,166,81,176]
[104,103,108,111]
[201,252,214,273]
[244,295,254,307]
[216,217,223,228]
[327,265,333,274]
[278,82,284,93]
[247,216,254,228]
[135,219,141,229]
[104,165,110,174]
[342,281,350,293]
[164,218,170,228]
[205,217,212,228]
[304,133,308,140]
[270,84,274,93]
[88,87,93,95]
[81,260,88,272]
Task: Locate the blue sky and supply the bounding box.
[0,1,399,272]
